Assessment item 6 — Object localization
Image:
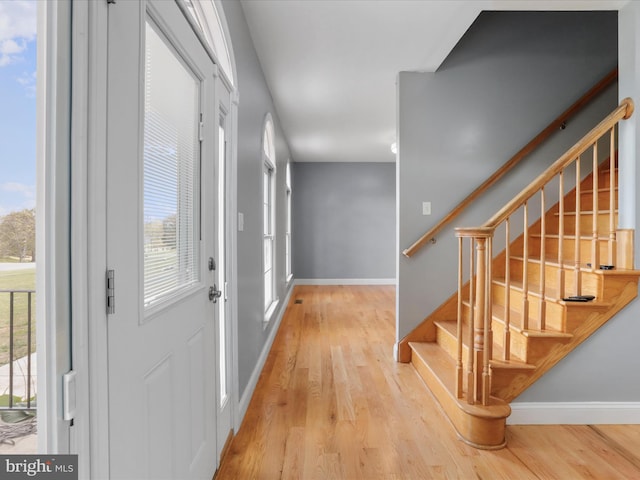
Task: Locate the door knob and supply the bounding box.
[209,285,222,303]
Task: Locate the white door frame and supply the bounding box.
[36,0,73,455]
[67,0,110,477]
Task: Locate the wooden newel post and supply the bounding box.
[456,227,494,406]
[474,236,487,404]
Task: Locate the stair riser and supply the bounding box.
[447,307,571,368]
[530,236,612,266]
[507,259,601,298]
[581,169,617,190]
[434,318,519,368]
[547,211,617,236]
[564,188,618,211]
[490,369,534,397]
[490,321,526,362]
[491,284,564,329]
[436,324,466,361]
[461,296,566,337]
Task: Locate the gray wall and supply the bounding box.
[518,3,640,404]
[397,11,638,402]
[223,1,293,399]
[292,162,395,280]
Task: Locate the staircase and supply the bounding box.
[398,99,639,449]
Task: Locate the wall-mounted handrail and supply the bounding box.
[402,68,619,258]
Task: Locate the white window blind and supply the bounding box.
[143,20,200,308]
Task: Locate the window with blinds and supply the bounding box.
[143,20,200,308]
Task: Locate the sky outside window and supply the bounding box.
[0,0,37,217]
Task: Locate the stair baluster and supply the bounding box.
[592,142,600,270]
[539,188,547,329]
[466,237,475,405]
[503,219,511,360]
[456,237,464,398]
[522,202,530,330]
[483,236,493,405]
[609,127,616,266]
[575,158,582,295]
[558,169,566,298]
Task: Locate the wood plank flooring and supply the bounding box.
[215,285,640,480]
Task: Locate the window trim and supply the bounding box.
[285,160,293,283]
[262,114,278,322]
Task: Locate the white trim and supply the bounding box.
[263,297,280,327]
[37,0,73,455]
[295,278,397,286]
[238,284,294,423]
[508,402,640,425]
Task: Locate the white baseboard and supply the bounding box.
[508,402,640,425]
[237,284,294,425]
[294,278,397,286]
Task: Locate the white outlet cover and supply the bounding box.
[422,202,431,215]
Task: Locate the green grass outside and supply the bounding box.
[0,257,21,263]
[0,268,36,367]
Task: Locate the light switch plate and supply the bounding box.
[238,212,244,231]
[422,202,431,215]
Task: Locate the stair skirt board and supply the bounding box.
[508,402,640,425]
[294,278,397,285]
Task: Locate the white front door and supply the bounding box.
[106,1,218,478]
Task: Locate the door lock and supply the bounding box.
[209,285,222,303]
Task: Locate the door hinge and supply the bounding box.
[106,269,115,315]
[199,114,204,142]
[63,370,77,422]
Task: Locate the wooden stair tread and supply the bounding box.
[489,358,536,370]
[438,314,572,341]
[408,341,511,418]
[553,208,618,217]
[529,233,609,240]
[554,209,617,216]
[434,319,544,366]
[508,255,640,277]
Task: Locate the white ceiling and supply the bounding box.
[239,0,628,163]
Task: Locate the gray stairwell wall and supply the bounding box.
[223,1,293,402]
[292,162,396,281]
[397,11,640,403]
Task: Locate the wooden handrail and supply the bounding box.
[477,98,633,232]
[402,68,619,258]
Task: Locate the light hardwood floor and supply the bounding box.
[215,285,640,480]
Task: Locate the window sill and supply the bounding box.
[264,298,280,328]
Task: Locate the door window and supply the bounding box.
[143,20,201,309]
